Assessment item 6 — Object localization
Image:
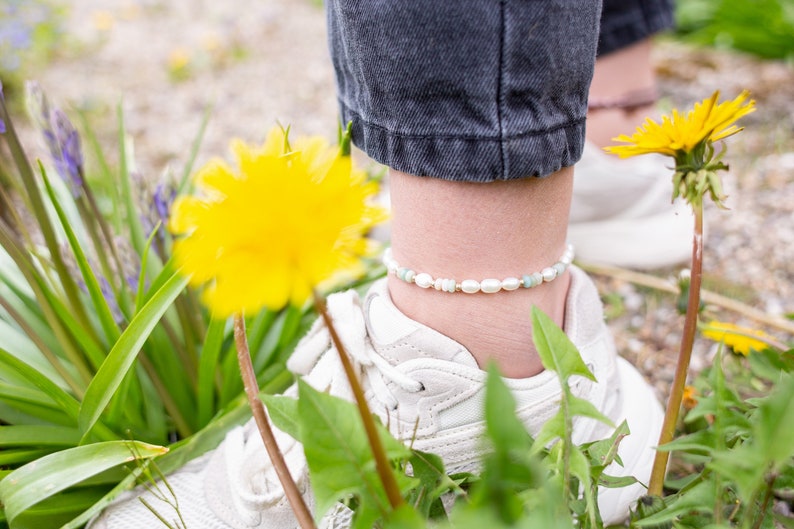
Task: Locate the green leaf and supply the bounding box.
[0,448,56,466]
[0,440,167,524]
[584,420,630,482]
[753,374,794,466]
[406,450,455,520]
[197,316,228,428]
[0,348,81,426]
[78,271,189,438]
[656,429,716,455]
[532,408,565,455]
[531,307,595,382]
[633,480,715,527]
[116,104,147,256]
[296,380,412,521]
[39,162,121,345]
[484,363,534,452]
[262,394,300,440]
[383,504,426,529]
[567,393,614,427]
[0,425,81,447]
[11,486,108,529]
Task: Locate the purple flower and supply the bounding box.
[153,183,176,224]
[51,109,84,195]
[0,81,5,134]
[25,82,84,197]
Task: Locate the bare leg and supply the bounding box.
[587,39,657,148]
[387,167,573,379]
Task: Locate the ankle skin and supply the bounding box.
[387,168,573,378]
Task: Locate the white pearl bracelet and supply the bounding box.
[383,244,574,294]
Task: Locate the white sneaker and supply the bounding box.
[89,266,662,528]
[568,142,693,269]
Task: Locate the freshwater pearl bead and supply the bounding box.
[415,273,433,288]
[480,278,502,293]
[541,267,557,282]
[501,277,521,291]
[460,279,480,294]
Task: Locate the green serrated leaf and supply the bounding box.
[407,450,455,519]
[0,440,166,524]
[485,364,533,452]
[383,504,426,529]
[567,394,614,428]
[586,420,631,477]
[753,374,794,466]
[633,481,714,527]
[656,429,716,455]
[262,394,300,440]
[532,408,565,455]
[531,307,595,382]
[296,380,411,520]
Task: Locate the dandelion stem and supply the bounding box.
[313,291,405,511]
[233,314,316,529]
[648,205,704,496]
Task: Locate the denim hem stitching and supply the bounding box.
[338,100,585,142]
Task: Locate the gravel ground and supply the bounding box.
[15,0,794,398]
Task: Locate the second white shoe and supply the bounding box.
[568,141,693,269]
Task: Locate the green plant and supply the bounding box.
[675,0,794,60]
[0,83,308,528]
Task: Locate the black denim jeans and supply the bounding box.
[327,0,674,182]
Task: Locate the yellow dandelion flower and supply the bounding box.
[167,47,191,72]
[605,90,755,159]
[92,10,116,32]
[682,385,698,410]
[701,320,774,356]
[170,127,387,317]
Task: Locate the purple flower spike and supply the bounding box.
[0,80,5,134]
[153,182,176,223]
[51,108,84,197]
[25,82,85,197]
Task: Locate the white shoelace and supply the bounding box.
[287,289,424,411]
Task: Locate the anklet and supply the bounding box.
[383,244,574,294]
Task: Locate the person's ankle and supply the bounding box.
[387,272,570,378]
